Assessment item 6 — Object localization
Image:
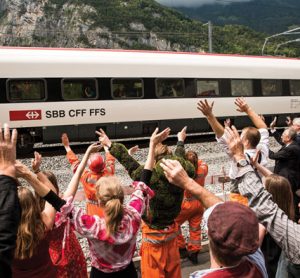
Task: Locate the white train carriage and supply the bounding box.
[0,47,300,153]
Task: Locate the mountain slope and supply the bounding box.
[174,0,300,34]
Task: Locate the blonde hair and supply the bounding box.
[15,186,45,259]
[96,176,124,237]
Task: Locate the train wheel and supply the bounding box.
[17,132,34,155]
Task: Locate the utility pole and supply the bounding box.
[208,21,213,53]
[203,21,213,53]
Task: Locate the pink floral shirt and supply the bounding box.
[56,181,154,273]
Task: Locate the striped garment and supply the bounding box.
[55,181,154,273]
[236,165,300,265]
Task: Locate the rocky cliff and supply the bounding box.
[0,0,203,51]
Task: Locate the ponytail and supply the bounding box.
[96,176,124,237]
[104,198,123,236]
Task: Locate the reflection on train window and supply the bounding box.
[62,79,97,100]
[112,79,143,99]
[290,80,300,96]
[7,79,46,101]
[196,80,219,96]
[262,80,282,96]
[156,79,185,98]
[231,80,253,96]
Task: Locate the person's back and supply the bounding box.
[53,175,154,276]
[189,202,267,278]
[97,127,195,278]
[269,127,300,220]
[261,174,295,278]
[42,170,88,278]
[197,98,269,206]
[176,151,208,264]
[12,233,56,278]
[12,186,56,278]
[108,141,195,229]
[62,133,115,217]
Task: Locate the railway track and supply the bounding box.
[18,133,216,159]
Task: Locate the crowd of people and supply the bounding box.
[0,97,300,278]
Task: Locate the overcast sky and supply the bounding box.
[156,0,254,7]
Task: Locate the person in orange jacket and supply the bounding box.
[175,150,208,264]
[61,133,115,217]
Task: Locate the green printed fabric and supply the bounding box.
[110,142,195,229]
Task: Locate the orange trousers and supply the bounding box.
[175,198,203,253]
[229,193,248,206]
[140,222,181,278]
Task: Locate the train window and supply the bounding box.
[196,80,219,96]
[7,79,46,101]
[156,79,185,98]
[290,80,300,95]
[261,80,282,96]
[62,79,97,100]
[111,79,143,99]
[231,80,253,96]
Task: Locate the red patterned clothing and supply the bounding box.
[49,216,87,278]
[66,150,115,217]
[56,181,154,273]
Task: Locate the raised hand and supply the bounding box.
[96,128,112,148]
[259,114,265,122]
[31,151,42,173]
[286,116,292,127]
[270,116,277,130]
[223,126,245,161]
[150,127,171,146]
[0,123,18,178]
[177,126,187,142]
[249,150,261,169]
[235,97,250,113]
[128,145,139,156]
[86,142,103,154]
[224,118,231,127]
[61,133,70,147]
[15,160,31,178]
[197,99,214,117]
[160,158,190,189]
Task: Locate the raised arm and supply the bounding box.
[96,128,141,176]
[175,126,187,157]
[197,100,224,138]
[160,159,222,208]
[145,127,170,171]
[62,133,71,152]
[15,161,57,230]
[223,125,300,264]
[31,151,57,193]
[249,150,273,177]
[0,123,20,275]
[0,123,17,179]
[235,97,267,129]
[63,142,102,198]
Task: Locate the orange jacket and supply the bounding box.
[185,160,208,199]
[66,150,115,216]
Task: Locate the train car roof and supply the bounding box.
[1,46,300,79]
